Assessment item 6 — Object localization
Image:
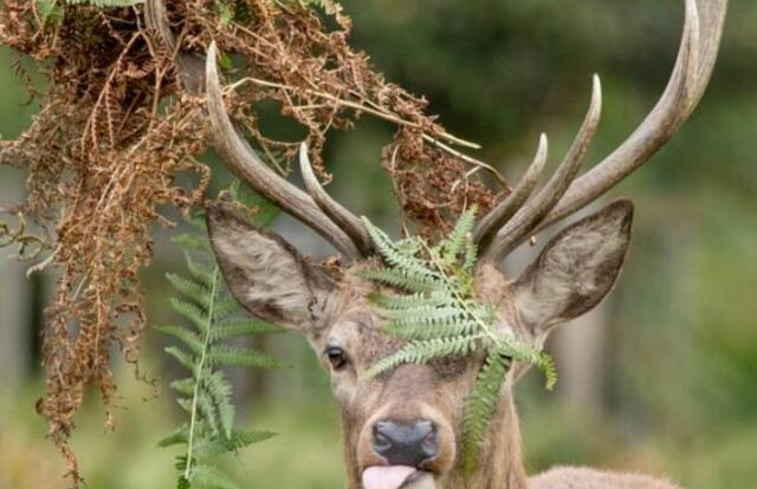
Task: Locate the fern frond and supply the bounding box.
[169,298,210,335]
[158,426,189,448]
[185,253,216,288]
[203,370,234,438]
[365,335,484,378]
[462,350,510,479]
[164,346,196,370]
[380,305,464,326]
[213,296,245,320]
[367,291,447,310]
[362,210,557,476]
[194,430,276,459]
[159,185,281,489]
[166,273,212,309]
[198,390,221,437]
[462,240,478,272]
[155,325,205,356]
[177,398,194,413]
[211,318,283,341]
[190,464,241,489]
[359,268,437,293]
[383,317,480,341]
[362,217,440,278]
[170,377,196,396]
[438,205,477,266]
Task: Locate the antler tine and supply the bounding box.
[532,0,727,235]
[472,133,548,250]
[299,143,373,256]
[205,42,362,260]
[482,75,603,262]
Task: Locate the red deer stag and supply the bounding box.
[148,1,726,488]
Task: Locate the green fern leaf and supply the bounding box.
[203,370,235,438]
[365,335,484,378]
[438,206,477,265]
[159,184,282,489]
[190,464,241,489]
[166,273,212,309]
[359,268,437,292]
[164,346,196,370]
[383,317,480,341]
[361,218,440,279]
[198,390,221,437]
[156,325,205,356]
[367,291,447,310]
[213,296,244,320]
[194,430,276,459]
[462,350,509,479]
[169,298,210,335]
[170,377,196,396]
[158,426,189,448]
[185,253,217,288]
[211,318,283,341]
[177,398,194,413]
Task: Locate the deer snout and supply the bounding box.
[372,420,438,467]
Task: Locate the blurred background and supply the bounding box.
[1,0,755,488]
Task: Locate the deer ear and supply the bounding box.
[512,199,633,338]
[206,203,335,332]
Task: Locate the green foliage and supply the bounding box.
[361,207,556,479]
[158,186,283,489]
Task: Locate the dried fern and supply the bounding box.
[361,207,556,479]
[158,186,283,489]
[33,0,143,24]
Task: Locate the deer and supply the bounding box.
[146,0,727,488]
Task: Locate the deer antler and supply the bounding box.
[478,0,727,263]
[299,143,373,255]
[477,75,602,258]
[204,44,365,259]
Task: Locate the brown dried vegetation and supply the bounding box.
[0,1,501,483]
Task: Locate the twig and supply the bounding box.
[230,76,481,149]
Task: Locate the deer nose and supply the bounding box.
[372,420,438,467]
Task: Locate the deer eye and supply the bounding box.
[325,346,349,370]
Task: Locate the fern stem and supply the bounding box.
[184,266,220,481]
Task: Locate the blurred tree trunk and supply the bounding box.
[0,171,32,388]
[551,304,607,414]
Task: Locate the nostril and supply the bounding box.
[373,428,393,454]
[420,430,438,458]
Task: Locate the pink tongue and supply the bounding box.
[362,466,417,489]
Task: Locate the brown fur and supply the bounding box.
[207,199,683,489]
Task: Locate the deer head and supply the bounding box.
[146,1,726,488]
